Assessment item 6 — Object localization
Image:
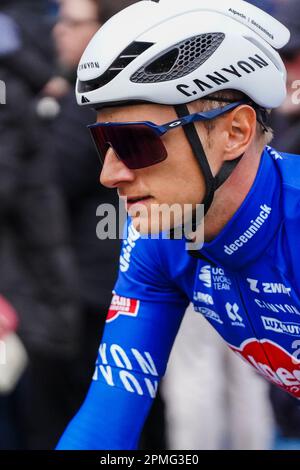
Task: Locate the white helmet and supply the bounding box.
[76,0,290,109]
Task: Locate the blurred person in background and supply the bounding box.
[272,0,300,153]
[0,0,81,449]
[269,0,300,450]
[49,0,165,450]
[45,0,120,423]
[0,296,27,449]
[46,0,59,17]
[248,0,278,13]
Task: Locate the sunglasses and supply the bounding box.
[88,101,245,170]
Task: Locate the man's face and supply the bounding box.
[53,0,100,70]
[99,103,207,234]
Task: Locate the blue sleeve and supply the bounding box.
[56,223,189,450]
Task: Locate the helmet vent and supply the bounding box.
[145,49,179,74]
[131,33,225,83]
[78,41,154,93]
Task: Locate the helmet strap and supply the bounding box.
[175,104,215,216]
[215,157,243,189]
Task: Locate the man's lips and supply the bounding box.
[123,196,153,210]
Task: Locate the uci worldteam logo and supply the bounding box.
[199,265,212,288]
[106,294,140,323]
[199,265,232,291]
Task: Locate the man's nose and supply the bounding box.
[100,147,135,188]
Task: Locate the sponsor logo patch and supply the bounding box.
[194,306,224,325]
[231,339,300,398]
[177,54,270,99]
[106,295,140,323]
[223,204,272,256]
[78,61,100,71]
[247,278,291,296]
[94,343,158,398]
[225,302,245,327]
[254,299,300,315]
[262,317,300,336]
[193,291,214,305]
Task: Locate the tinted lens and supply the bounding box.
[89,124,167,170]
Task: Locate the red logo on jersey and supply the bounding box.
[230,339,300,398]
[106,295,140,323]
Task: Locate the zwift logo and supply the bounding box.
[247,279,291,296]
[224,204,272,255]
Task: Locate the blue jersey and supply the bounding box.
[57,146,300,450]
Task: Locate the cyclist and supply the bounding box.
[57,0,300,450]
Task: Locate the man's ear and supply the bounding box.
[222,105,257,162]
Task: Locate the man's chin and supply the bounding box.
[130,216,160,235]
[130,216,179,236]
[130,209,204,237]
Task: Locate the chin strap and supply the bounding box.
[175,104,243,214]
[214,156,243,189]
[175,104,216,216]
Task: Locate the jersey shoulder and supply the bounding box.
[268,147,300,219]
[272,147,300,191]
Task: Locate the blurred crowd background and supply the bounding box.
[0,0,299,451]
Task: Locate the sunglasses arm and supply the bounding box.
[158,101,245,135]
